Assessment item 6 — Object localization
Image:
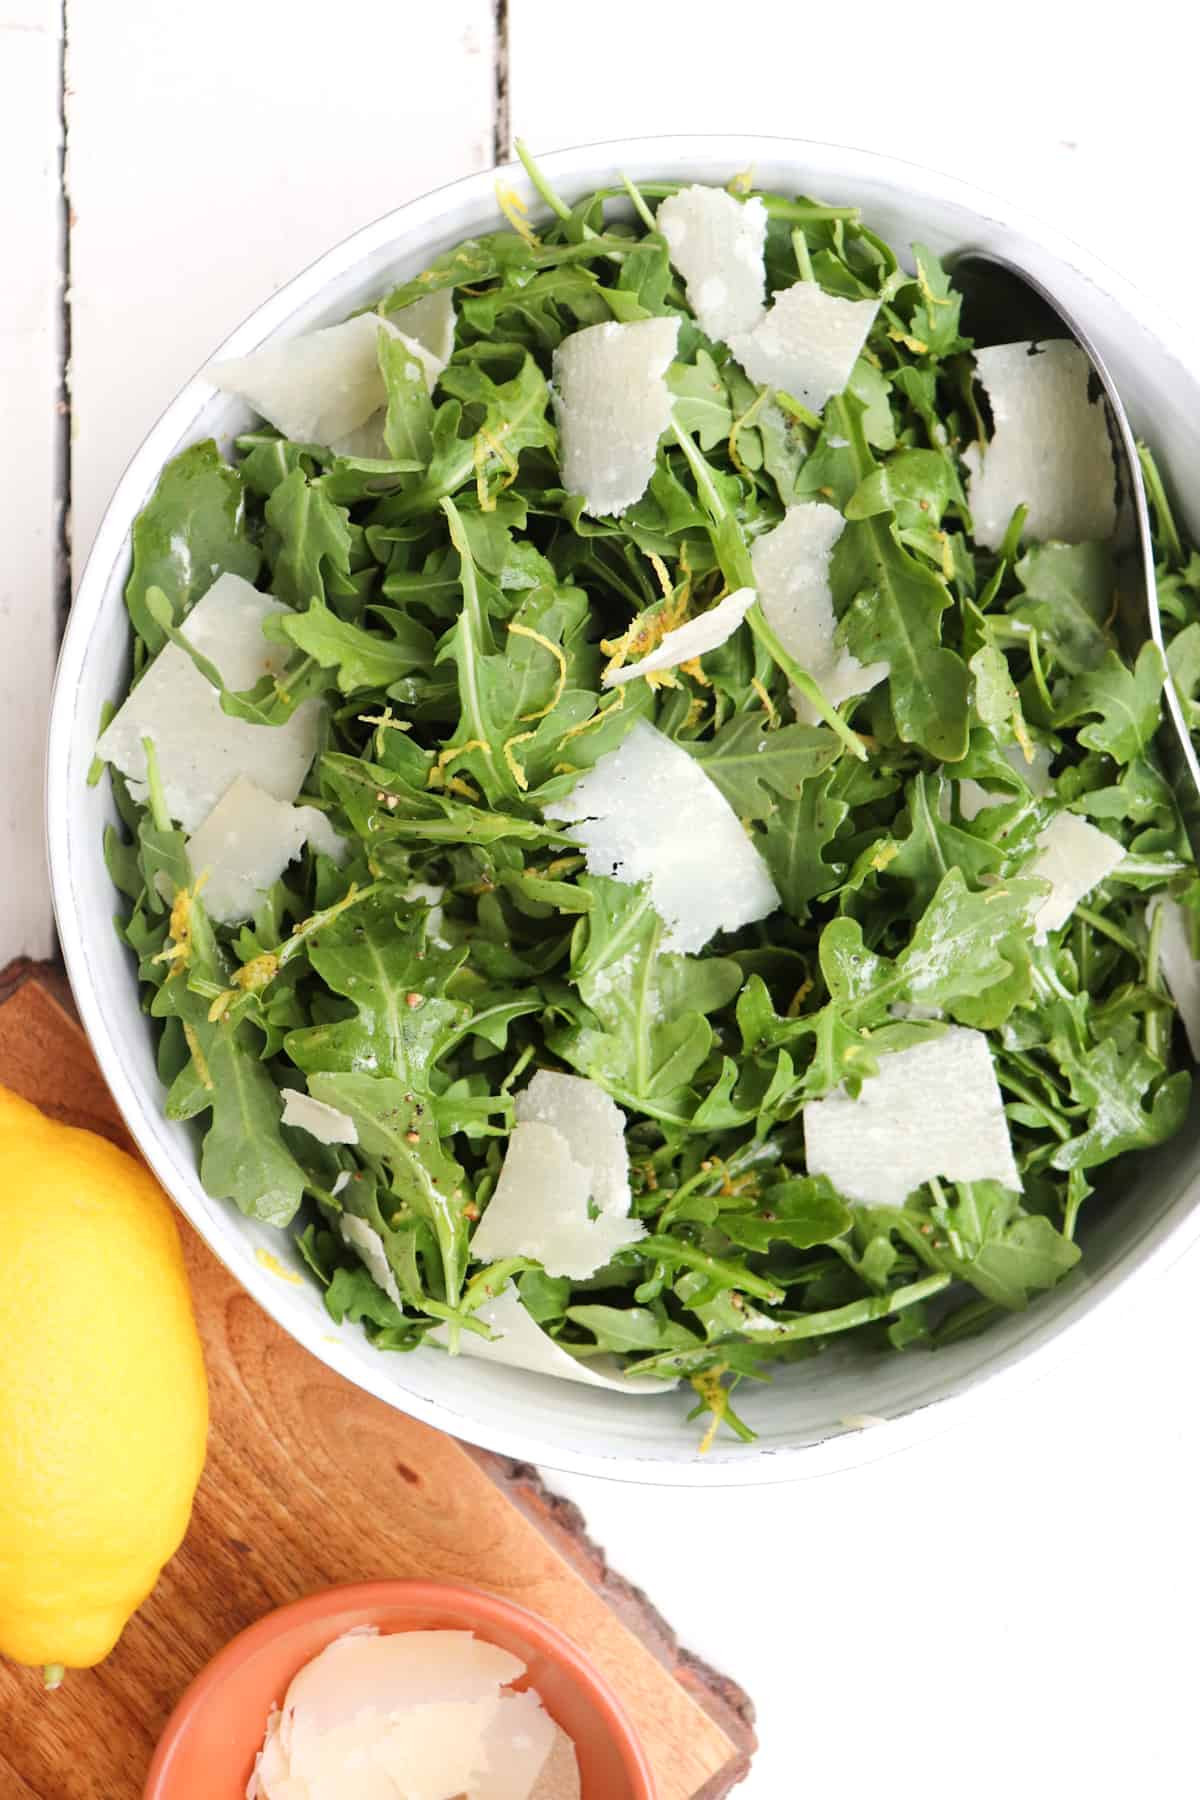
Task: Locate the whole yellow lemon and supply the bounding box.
[0,1084,208,1673]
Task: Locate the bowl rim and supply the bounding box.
[47,131,1200,1487]
[141,1576,657,1799]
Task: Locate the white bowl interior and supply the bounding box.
[47,136,1200,1484]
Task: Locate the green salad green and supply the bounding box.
[98,151,1200,1441]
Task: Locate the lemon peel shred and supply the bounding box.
[152,874,208,972]
[495,181,539,247]
[558,687,625,748]
[508,621,568,721]
[693,1363,733,1455]
[181,1020,213,1091]
[429,739,493,787]
[502,731,536,792]
[750,676,778,727]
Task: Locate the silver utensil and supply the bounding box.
[952,249,1200,856]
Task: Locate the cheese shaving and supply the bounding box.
[391,287,457,367]
[338,1215,404,1310]
[751,503,888,721]
[433,1284,676,1393]
[1150,895,1200,1059]
[470,1082,644,1277]
[727,283,878,413]
[211,312,443,451]
[528,1724,582,1800]
[281,1088,359,1146]
[803,1026,1020,1207]
[1026,810,1126,941]
[543,719,780,953]
[248,1627,575,1800]
[475,1691,558,1800]
[655,184,767,340]
[603,586,756,687]
[185,775,347,923]
[962,340,1117,550]
[96,574,322,832]
[552,317,679,516]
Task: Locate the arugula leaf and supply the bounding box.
[684,714,841,818]
[278,595,434,692]
[666,351,733,450]
[1011,541,1114,674]
[827,393,971,760]
[264,468,353,608]
[126,441,261,650]
[1055,643,1166,764]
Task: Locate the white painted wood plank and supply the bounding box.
[66,0,497,572]
[509,0,1197,323]
[0,0,62,960]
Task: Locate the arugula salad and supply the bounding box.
[96,150,1200,1439]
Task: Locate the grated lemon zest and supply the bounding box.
[494,181,539,247]
[693,1362,732,1455]
[182,1019,213,1090]
[508,621,568,721]
[430,739,492,787]
[750,676,779,728]
[557,687,625,748]
[502,730,536,792]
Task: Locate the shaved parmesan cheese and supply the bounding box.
[470,1072,638,1281]
[604,586,756,687]
[331,1171,352,1198]
[728,283,878,413]
[338,1215,403,1310]
[958,741,1054,821]
[655,184,767,340]
[804,1026,1019,1207]
[433,1284,676,1393]
[1151,896,1200,1058]
[251,1628,523,1800]
[249,1627,573,1800]
[529,1724,583,1800]
[552,317,678,516]
[211,312,443,451]
[281,1088,359,1146]
[962,341,1117,549]
[544,719,779,953]
[288,1627,524,1719]
[1026,810,1126,941]
[391,286,457,367]
[185,775,346,923]
[304,808,349,863]
[475,1691,557,1800]
[470,1120,643,1280]
[751,504,888,721]
[96,574,321,832]
[323,414,393,462]
[516,1071,631,1216]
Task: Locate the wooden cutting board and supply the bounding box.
[0,969,756,1799]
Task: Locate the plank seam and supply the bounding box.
[492,0,510,164]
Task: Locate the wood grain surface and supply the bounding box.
[0,974,754,1799]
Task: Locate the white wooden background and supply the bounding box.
[8,3,1200,1793]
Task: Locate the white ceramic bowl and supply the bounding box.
[47,135,1200,1485]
